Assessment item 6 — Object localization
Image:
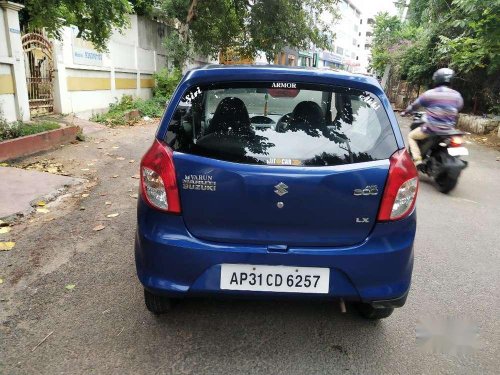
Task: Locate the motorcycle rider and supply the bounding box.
[402,68,464,167]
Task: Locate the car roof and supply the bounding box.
[183,64,382,93]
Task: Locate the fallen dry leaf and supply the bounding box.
[0,162,9,167]
[97,146,104,149]
[21,160,66,175]
[0,227,12,234]
[81,168,90,171]
[82,194,89,198]
[37,201,46,207]
[0,278,3,284]
[131,174,140,179]
[130,193,138,199]
[0,242,15,251]
[129,160,135,163]
[116,157,125,161]
[65,284,76,291]
[87,163,95,166]
[112,175,119,178]
[93,224,105,231]
[106,213,119,218]
[112,146,119,149]
[79,206,85,211]
[36,208,50,213]
[105,201,112,205]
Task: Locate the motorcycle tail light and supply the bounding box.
[450,136,464,147]
[378,150,419,221]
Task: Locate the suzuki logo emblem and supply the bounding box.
[274,182,288,196]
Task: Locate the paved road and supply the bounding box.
[1,116,499,374]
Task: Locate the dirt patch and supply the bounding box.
[466,131,500,152]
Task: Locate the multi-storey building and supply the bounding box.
[255,0,384,74]
[356,16,375,75]
[320,0,363,72]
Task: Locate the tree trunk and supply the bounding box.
[176,0,198,71]
[187,0,198,24]
[380,64,391,91]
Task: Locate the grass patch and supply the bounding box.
[0,120,60,141]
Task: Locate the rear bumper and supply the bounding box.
[135,199,416,306]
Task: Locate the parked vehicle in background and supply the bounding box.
[135,65,419,320]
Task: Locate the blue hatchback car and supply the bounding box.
[135,65,418,319]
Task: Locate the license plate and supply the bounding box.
[220,264,330,294]
[448,147,469,156]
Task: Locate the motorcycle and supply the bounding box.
[409,112,468,193]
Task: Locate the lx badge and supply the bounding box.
[356,217,370,223]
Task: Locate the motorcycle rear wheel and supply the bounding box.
[435,172,458,193]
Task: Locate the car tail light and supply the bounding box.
[449,136,464,147]
[378,150,419,221]
[140,139,181,213]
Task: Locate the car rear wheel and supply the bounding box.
[355,303,394,320]
[144,289,172,315]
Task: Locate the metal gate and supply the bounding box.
[22,32,54,116]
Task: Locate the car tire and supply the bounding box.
[144,289,172,315]
[355,303,394,320]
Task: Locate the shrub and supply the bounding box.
[92,94,169,125]
[0,121,60,141]
[153,68,182,99]
[91,95,135,126]
[135,95,169,118]
[91,69,181,126]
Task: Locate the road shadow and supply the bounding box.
[134,297,393,373]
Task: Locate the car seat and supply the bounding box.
[206,97,252,136]
[289,101,327,136]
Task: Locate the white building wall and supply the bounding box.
[52,14,167,118]
[0,1,30,122]
[0,63,17,121]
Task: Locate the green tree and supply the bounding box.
[16,0,155,51]
[370,13,402,74]
[436,0,500,74]
[160,0,339,68]
[370,0,500,113]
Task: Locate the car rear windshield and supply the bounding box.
[165,82,397,167]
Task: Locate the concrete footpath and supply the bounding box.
[0,167,83,219]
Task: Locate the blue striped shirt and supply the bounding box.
[406,86,464,133]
